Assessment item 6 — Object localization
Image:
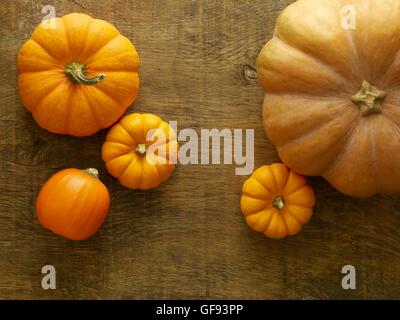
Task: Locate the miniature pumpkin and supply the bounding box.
[241,163,315,239]
[36,168,110,240]
[257,0,400,197]
[18,13,140,137]
[102,113,178,189]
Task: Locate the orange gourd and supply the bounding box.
[18,13,140,137]
[102,113,178,190]
[241,163,315,239]
[36,168,110,240]
[257,0,400,197]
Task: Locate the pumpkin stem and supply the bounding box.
[135,143,147,156]
[65,62,105,85]
[273,195,285,210]
[82,168,99,179]
[352,80,386,116]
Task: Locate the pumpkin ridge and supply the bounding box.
[20,39,63,71]
[321,120,359,177]
[114,124,137,146]
[31,80,71,129]
[88,84,127,117]
[84,33,125,66]
[119,119,139,144]
[280,211,290,237]
[264,166,278,192]
[285,188,315,207]
[32,17,72,65]
[380,108,400,133]
[142,161,161,189]
[87,50,140,72]
[77,17,94,62]
[92,72,139,110]
[276,104,355,150]
[65,88,99,136]
[242,191,272,202]
[19,72,67,113]
[265,211,287,238]
[62,86,75,135]
[62,14,92,62]
[245,176,273,199]
[248,208,275,233]
[272,163,290,193]
[118,154,139,180]
[106,141,133,152]
[136,159,145,189]
[283,181,307,197]
[252,170,274,194]
[242,179,273,201]
[368,124,379,193]
[83,18,121,61]
[282,207,303,226]
[278,113,359,175]
[80,87,101,130]
[273,34,351,87]
[29,39,65,68]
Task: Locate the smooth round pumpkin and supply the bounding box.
[257,0,400,197]
[18,13,140,137]
[241,163,315,239]
[102,113,178,190]
[36,168,110,240]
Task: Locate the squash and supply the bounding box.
[241,163,315,239]
[36,168,110,240]
[102,113,178,189]
[18,13,140,137]
[257,0,400,197]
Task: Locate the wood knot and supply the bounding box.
[243,65,257,81]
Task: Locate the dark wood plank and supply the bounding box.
[1,0,400,299]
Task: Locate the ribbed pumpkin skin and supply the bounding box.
[257,0,400,198]
[241,164,315,240]
[18,13,140,137]
[102,113,178,190]
[36,168,110,240]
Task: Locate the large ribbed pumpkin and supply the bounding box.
[18,13,140,137]
[257,0,400,198]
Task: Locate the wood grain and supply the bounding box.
[1,0,400,299]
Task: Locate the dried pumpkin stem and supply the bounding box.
[135,143,147,156]
[65,62,105,85]
[82,168,99,179]
[273,195,285,210]
[351,80,386,116]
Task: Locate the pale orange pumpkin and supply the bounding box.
[18,13,140,137]
[36,168,110,240]
[257,0,400,197]
[102,113,178,190]
[241,163,315,239]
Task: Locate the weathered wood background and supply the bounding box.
[1,0,400,299]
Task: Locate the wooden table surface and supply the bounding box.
[1,0,400,300]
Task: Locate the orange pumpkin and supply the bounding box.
[102,113,178,190]
[36,168,110,240]
[241,163,315,239]
[257,0,400,197]
[18,13,140,137]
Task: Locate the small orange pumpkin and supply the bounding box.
[241,163,315,239]
[36,168,110,240]
[18,13,140,136]
[102,113,178,190]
